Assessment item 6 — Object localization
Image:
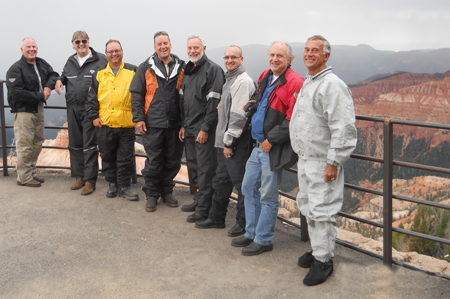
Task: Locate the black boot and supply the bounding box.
[106,182,118,198]
[118,186,139,201]
[181,200,197,212]
[303,259,333,286]
[195,218,225,229]
[298,251,314,268]
[227,223,245,237]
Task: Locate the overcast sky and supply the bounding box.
[1,0,449,78]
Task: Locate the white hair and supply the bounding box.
[21,37,36,48]
[187,35,206,47]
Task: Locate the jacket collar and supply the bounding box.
[226,65,246,80]
[149,53,182,80]
[307,66,333,81]
[184,54,208,75]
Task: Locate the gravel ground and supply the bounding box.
[1,172,449,298]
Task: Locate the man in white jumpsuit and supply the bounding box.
[289,35,357,286]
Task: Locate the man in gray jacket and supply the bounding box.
[55,31,108,196]
[289,35,357,286]
[195,46,255,237]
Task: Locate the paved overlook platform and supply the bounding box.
[1,173,449,299]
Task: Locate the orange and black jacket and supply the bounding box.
[130,53,184,128]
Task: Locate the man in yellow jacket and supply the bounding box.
[86,40,139,200]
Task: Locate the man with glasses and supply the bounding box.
[290,35,357,286]
[179,35,225,223]
[231,42,304,256]
[6,38,59,187]
[195,46,254,238]
[55,31,108,195]
[130,31,185,211]
[85,40,139,201]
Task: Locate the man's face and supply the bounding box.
[72,36,90,57]
[187,38,205,64]
[223,47,243,72]
[154,35,172,61]
[21,39,38,63]
[105,42,123,66]
[303,39,330,76]
[268,43,290,77]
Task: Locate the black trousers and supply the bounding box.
[184,129,217,217]
[97,126,135,187]
[209,129,252,226]
[67,104,98,184]
[141,127,183,198]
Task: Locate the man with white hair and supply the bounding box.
[231,42,304,256]
[290,35,357,286]
[6,38,59,187]
[179,35,225,223]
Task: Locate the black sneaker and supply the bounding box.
[118,186,139,201]
[303,259,334,286]
[106,182,118,198]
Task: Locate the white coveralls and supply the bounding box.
[289,67,357,263]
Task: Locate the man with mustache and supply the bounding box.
[6,38,59,187]
[55,31,108,196]
[179,35,225,223]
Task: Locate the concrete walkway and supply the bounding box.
[1,173,449,298]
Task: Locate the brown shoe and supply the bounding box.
[17,179,42,187]
[81,182,95,196]
[71,178,85,190]
[145,197,158,212]
[33,176,45,183]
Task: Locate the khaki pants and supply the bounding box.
[14,103,45,184]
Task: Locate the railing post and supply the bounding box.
[0,81,8,176]
[300,214,309,242]
[383,119,393,267]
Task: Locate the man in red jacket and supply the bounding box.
[231,42,304,256]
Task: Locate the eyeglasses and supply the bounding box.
[74,40,88,45]
[106,50,122,54]
[154,31,169,38]
[223,56,241,60]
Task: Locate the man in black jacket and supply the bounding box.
[179,35,225,223]
[131,31,185,211]
[55,31,108,196]
[6,38,59,187]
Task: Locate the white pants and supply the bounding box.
[296,159,344,263]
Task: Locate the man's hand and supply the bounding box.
[55,80,64,95]
[43,87,51,100]
[93,118,104,128]
[243,100,256,110]
[136,121,147,135]
[261,139,272,152]
[224,147,233,159]
[324,163,337,182]
[179,127,185,142]
[196,130,208,144]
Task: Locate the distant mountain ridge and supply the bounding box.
[207,44,450,85]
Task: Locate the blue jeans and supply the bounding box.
[242,147,283,245]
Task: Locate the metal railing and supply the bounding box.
[1,80,450,279]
